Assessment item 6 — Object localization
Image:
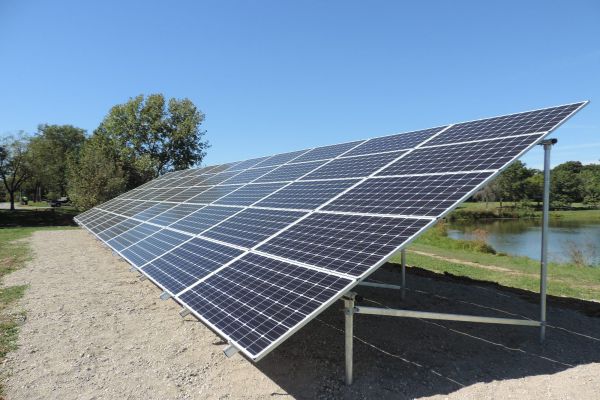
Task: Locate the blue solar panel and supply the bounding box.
[76,101,587,361]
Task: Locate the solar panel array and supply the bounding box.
[75,102,587,361]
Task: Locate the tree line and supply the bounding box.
[473,160,600,208]
[0,94,208,211]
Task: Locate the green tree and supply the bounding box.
[581,164,600,206]
[28,124,86,200]
[493,161,533,206]
[0,134,31,211]
[67,135,126,210]
[523,171,544,205]
[551,161,584,207]
[95,94,208,189]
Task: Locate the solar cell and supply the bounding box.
[202,208,307,248]
[253,150,308,167]
[214,183,287,206]
[378,135,541,176]
[166,186,210,203]
[256,179,359,210]
[255,161,326,183]
[107,223,160,252]
[142,238,244,295]
[178,253,353,358]
[324,172,493,216]
[150,188,182,201]
[257,213,430,276]
[227,156,271,172]
[170,205,242,235]
[427,103,583,146]
[203,171,241,185]
[97,218,141,241]
[291,141,364,163]
[149,203,205,226]
[121,229,191,267]
[186,185,242,204]
[133,203,175,221]
[344,126,446,157]
[222,166,275,185]
[302,151,407,180]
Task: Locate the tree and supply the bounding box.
[493,161,533,206]
[551,161,584,207]
[0,134,31,211]
[27,124,86,201]
[523,171,544,205]
[67,135,126,210]
[581,164,600,207]
[94,94,208,189]
[473,181,499,208]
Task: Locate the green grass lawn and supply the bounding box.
[391,224,600,301]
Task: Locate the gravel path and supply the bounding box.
[3,229,600,399]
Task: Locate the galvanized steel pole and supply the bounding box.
[343,293,356,385]
[401,249,406,300]
[540,139,555,342]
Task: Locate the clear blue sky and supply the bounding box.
[1,1,598,169]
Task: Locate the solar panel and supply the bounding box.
[75,101,587,361]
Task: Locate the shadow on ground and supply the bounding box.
[251,263,600,399]
[0,208,77,227]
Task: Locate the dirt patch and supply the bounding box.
[2,230,600,399]
[408,249,534,276]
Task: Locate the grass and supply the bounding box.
[451,201,600,221]
[391,222,600,301]
[0,226,77,395]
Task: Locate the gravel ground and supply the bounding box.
[3,229,600,399]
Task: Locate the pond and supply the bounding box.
[448,219,600,266]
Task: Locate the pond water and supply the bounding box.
[448,219,600,266]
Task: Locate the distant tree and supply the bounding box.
[473,181,499,208]
[493,161,533,206]
[94,94,208,189]
[0,134,31,211]
[551,161,584,207]
[67,135,126,210]
[28,124,86,201]
[524,171,544,205]
[581,164,600,207]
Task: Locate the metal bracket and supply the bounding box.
[179,308,191,318]
[129,266,137,272]
[223,343,239,358]
[160,292,171,301]
[353,306,541,326]
[138,275,147,281]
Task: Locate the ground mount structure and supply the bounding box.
[75,101,588,375]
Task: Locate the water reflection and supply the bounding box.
[448,219,600,265]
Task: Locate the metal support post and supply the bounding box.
[400,249,407,300]
[138,275,147,281]
[539,138,555,342]
[342,292,356,385]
